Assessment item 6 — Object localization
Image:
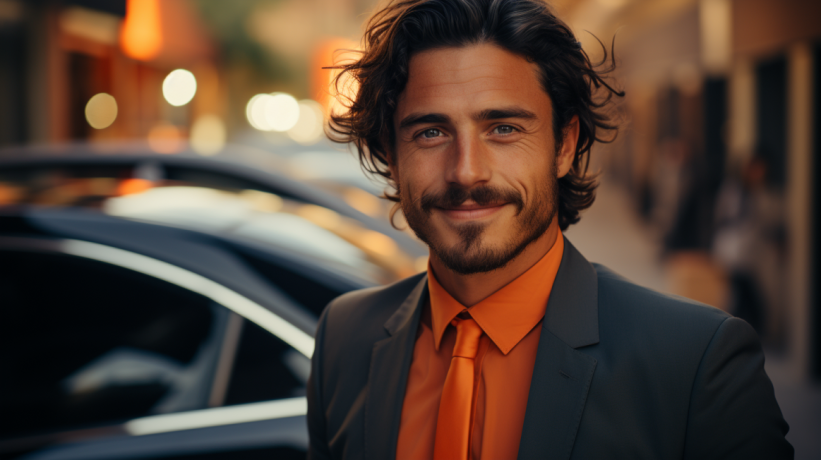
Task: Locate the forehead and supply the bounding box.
[396,43,551,121]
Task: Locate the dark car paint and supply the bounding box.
[0,207,375,459]
[0,144,425,258]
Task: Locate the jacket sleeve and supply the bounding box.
[307,306,332,460]
[683,316,793,459]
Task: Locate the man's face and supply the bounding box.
[392,43,575,275]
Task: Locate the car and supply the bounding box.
[0,198,395,459]
[0,141,429,458]
[0,141,426,264]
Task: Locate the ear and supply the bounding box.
[385,149,398,182]
[556,115,579,178]
[382,140,399,182]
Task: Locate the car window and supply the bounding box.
[0,248,308,438]
[234,248,351,318]
[0,250,216,437]
[221,318,310,407]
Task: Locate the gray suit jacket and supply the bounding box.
[307,238,793,459]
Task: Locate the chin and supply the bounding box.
[431,215,554,275]
[433,234,523,275]
[408,194,557,275]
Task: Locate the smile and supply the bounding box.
[437,202,508,220]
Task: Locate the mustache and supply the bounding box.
[419,185,524,214]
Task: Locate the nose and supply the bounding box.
[444,134,492,189]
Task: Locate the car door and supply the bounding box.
[0,237,314,459]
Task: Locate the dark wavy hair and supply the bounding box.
[328,0,623,230]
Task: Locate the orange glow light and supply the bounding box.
[311,38,360,116]
[117,178,153,196]
[119,0,162,61]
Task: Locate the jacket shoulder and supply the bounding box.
[325,272,425,329]
[590,263,736,373]
[318,272,425,357]
[594,263,730,332]
[590,265,791,459]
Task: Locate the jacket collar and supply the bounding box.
[517,236,600,460]
[543,236,600,348]
[365,274,427,460]
[384,272,427,336]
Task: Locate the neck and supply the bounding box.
[429,218,561,307]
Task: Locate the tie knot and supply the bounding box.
[450,317,483,359]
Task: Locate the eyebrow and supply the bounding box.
[398,113,451,130]
[475,107,537,121]
[397,107,537,130]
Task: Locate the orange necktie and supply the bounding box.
[433,316,484,460]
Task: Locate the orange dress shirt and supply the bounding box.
[396,231,565,460]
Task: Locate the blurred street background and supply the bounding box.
[0,0,819,458]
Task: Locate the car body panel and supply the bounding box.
[0,207,367,458]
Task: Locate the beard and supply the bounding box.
[400,169,558,275]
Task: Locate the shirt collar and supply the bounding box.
[427,231,565,355]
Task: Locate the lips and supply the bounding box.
[438,201,508,220]
[420,185,524,217]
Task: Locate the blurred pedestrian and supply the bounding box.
[712,153,785,338]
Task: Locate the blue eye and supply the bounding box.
[421,128,441,138]
[493,125,516,135]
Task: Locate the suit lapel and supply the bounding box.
[364,275,427,460]
[518,237,600,460]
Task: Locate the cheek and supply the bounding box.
[496,130,555,167]
[499,151,554,202]
[501,138,554,167]
[397,150,444,193]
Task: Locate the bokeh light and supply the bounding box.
[190,114,226,156]
[119,0,162,61]
[85,93,118,129]
[265,92,300,132]
[147,122,184,154]
[246,93,274,131]
[162,69,197,107]
[246,92,301,132]
[328,70,359,119]
[287,99,325,145]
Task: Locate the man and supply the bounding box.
[307,0,793,459]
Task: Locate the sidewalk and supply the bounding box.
[565,179,821,460]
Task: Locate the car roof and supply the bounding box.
[0,141,425,258]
